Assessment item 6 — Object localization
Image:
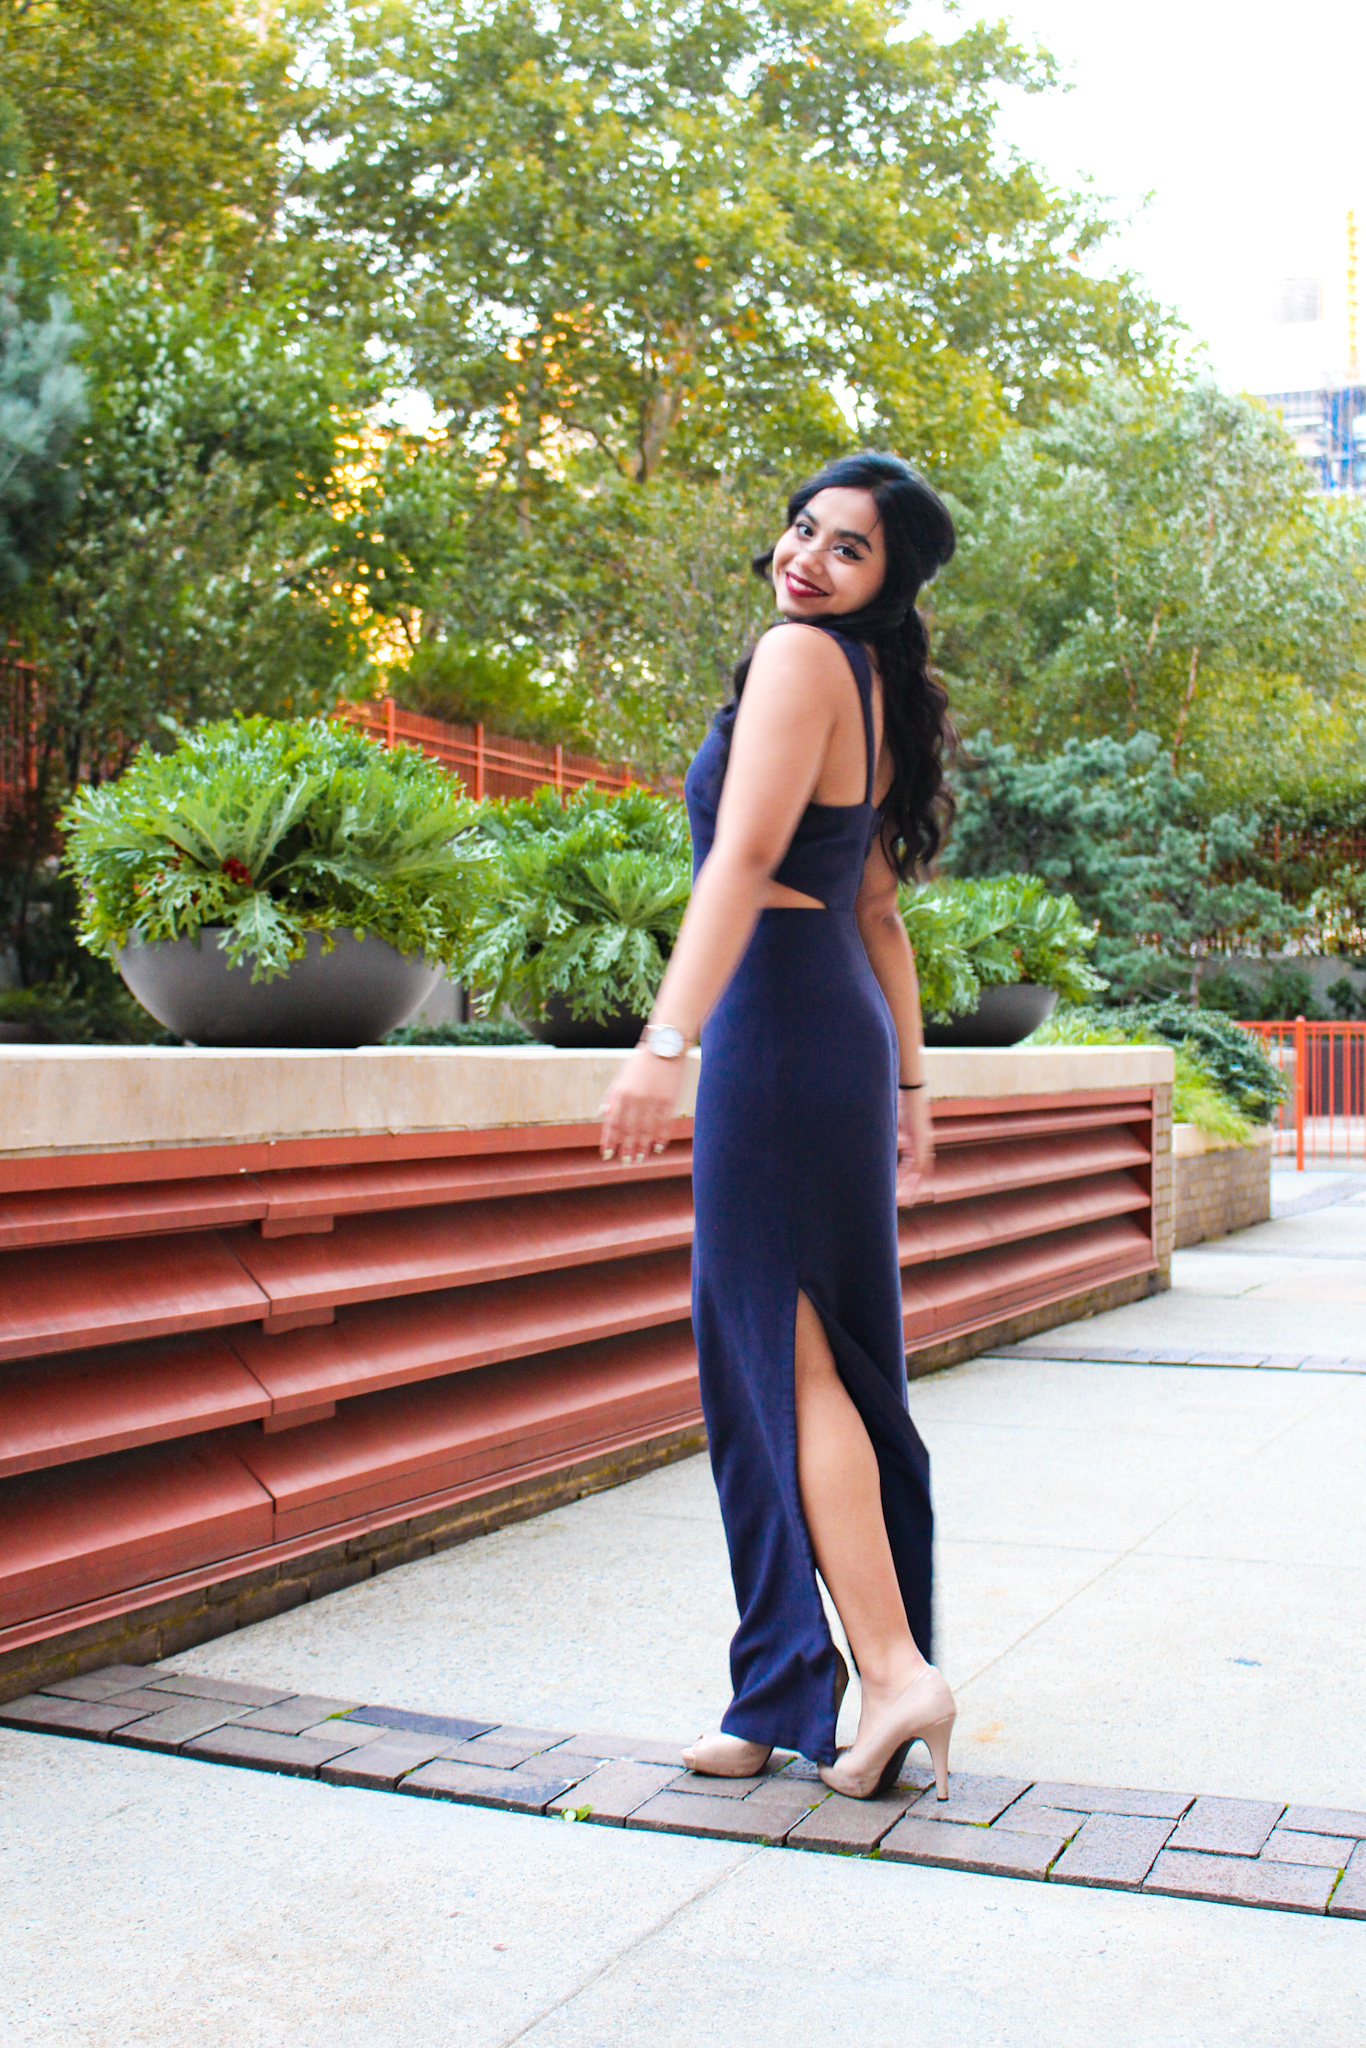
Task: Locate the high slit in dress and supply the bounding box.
[684,623,935,1767]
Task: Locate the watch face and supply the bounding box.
[647,1026,685,1058]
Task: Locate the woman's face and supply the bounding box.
[771,486,886,619]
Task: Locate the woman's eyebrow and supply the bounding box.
[834,527,873,547]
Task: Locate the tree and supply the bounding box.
[944,731,1289,997]
[296,0,1164,489]
[0,0,298,272]
[0,264,389,984]
[934,370,1366,776]
[0,269,88,589]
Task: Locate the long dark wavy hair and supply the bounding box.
[725,451,957,880]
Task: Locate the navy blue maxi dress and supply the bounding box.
[684,624,935,1768]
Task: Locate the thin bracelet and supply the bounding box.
[899,1080,926,1092]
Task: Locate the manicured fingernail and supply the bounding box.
[653,1142,665,1154]
[602,1147,614,1161]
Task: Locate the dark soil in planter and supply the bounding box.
[116,929,441,1048]
[532,995,648,1050]
[922,982,1058,1048]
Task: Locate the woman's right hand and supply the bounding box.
[600,1047,687,1166]
[896,1088,934,1205]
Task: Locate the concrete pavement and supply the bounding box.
[2,1730,1361,2047]
[5,1167,1365,2043]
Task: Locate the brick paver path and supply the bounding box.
[5,1665,1363,1920]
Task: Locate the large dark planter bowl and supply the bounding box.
[115,929,441,1048]
[532,996,648,1050]
[922,982,1058,1049]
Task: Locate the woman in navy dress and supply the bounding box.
[600,452,957,1799]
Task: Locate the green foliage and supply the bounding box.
[0,0,298,273]
[0,967,167,1044]
[1326,971,1366,1022]
[383,1018,536,1047]
[935,369,1366,776]
[62,717,490,982]
[900,874,1107,1023]
[1308,867,1366,957]
[944,731,1291,996]
[460,786,692,1024]
[287,0,1170,772]
[299,0,1165,485]
[1030,1001,1284,1126]
[1,258,384,936]
[0,267,88,588]
[391,635,591,751]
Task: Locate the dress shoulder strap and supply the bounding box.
[815,627,876,806]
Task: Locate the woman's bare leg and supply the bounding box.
[794,1291,928,1735]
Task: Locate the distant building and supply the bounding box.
[1254,252,1364,495]
[1258,382,1366,494]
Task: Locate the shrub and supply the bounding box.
[383,1018,535,1047]
[901,874,1108,1023]
[1030,1000,1284,1129]
[459,784,691,1024]
[62,716,490,982]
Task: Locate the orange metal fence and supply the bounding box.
[335,698,637,802]
[1239,1019,1366,1169]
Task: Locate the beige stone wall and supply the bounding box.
[1174,1127,1272,1248]
[0,1041,1176,1160]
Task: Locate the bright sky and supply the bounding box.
[919,0,1366,393]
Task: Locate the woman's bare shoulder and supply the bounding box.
[744,623,851,700]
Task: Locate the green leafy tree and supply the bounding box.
[0,0,298,272]
[0,268,88,588]
[297,0,1163,486]
[945,731,1290,997]
[936,369,1366,772]
[291,0,1169,765]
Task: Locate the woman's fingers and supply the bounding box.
[600,1082,670,1163]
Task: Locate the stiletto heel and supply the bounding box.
[818,1664,956,1802]
[921,1714,953,1801]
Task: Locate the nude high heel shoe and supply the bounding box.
[818,1663,955,1802]
[683,1648,851,1777]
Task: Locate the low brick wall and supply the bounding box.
[1174,1126,1272,1248]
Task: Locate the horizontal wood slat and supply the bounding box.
[923,1128,1150,1205]
[903,1216,1154,1342]
[932,1103,1153,1146]
[0,1178,267,1251]
[900,1172,1149,1267]
[227,1250,693,1414]
[0,1234,270,1363]
[258,1141,692,1226]
[234,1325,701,1538]
[232,1182,695,1319]
[0,1335,270,1479]
[0,1440,274,1630]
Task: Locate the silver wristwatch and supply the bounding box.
[640,1023,687,1060]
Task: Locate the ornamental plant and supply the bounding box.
[1029,1001,1285,1135]
[901,874,1109,1024]
[459,784,692,1024]
[61,716,490,982]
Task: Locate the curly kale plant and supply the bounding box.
[902,874,1108,1024]
[460,785,692,1024]
[62,717,490,981]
